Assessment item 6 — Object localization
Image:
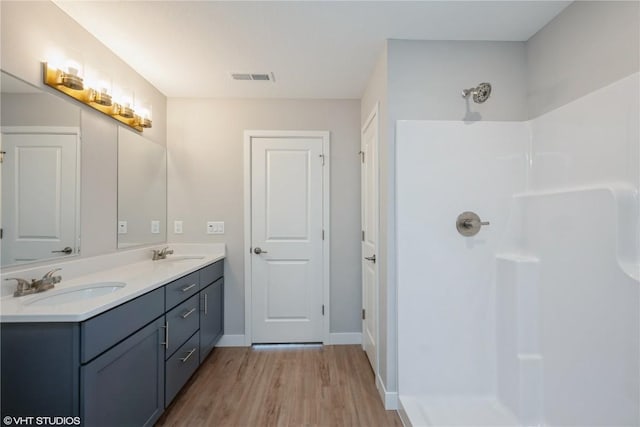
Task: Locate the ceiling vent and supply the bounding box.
[231,72,275,82]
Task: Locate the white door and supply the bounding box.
[361,106,379,369]
[1,129,80,265]
[250,136,325,343]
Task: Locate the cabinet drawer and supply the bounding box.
[200,260,223,287]
[165,271,200,310]
[165,294,199,358]
[81,288,164,363]
[165,331,200,407]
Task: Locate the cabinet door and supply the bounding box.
[200,278,224,362]
[81,317,165,427]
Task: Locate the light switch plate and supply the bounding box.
[207,221,224,234]
[174,220,183,234]
[151,220,160,234]
[118,220,128,234]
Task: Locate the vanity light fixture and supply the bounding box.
[60,66,84,90]
[43,62,151,132]
[89,87,112,107]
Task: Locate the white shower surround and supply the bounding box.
[396,73,640,426]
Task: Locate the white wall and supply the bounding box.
[0,1,167,268]
[167,98,361,335]
[530,73,640,191]
[397,120,528,396]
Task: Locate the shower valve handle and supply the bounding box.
[456,212,490,237]
[462,219,490,228]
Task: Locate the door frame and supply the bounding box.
[361,103,380,377]
[243,130,331,346]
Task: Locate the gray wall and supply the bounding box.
[527,1,640,118]
[167,98,362,335]
[1,93,80,126]
[0,1,167,270]
[388,40,528,122]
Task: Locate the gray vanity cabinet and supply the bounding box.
[81,317,165,427]
[0,259,225,426]
[199,278,224,362]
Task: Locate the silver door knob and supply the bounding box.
[254,247,268,255]
[364,255,376,263]
[52,246,73,254]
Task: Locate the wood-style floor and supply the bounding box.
[156,345,402,427]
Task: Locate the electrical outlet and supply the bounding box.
[174,220,183,234]
[118,220,128,234]
[207,221,224,234]
[151,220,160,234]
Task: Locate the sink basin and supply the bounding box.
[157,255,205,263]
[22,282,126,306]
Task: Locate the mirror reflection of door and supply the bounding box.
[1,127,80,266]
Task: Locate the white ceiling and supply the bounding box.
[53,1,570,99]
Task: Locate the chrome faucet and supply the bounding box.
[152,247,174,261]
[6,268,62,297]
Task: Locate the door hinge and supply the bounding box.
[322,305,325,316]
[0,151,5,164]
[361,230,365,241]
[359,150,365,163]
[322,229,325,240]
[362,308,366,320]
[319,154,325,166]
[0,228,3,239]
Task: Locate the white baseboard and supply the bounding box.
[397,398,412,427]
[218,333,361,347]
[329,332,362,345]
[376,373,399,410]
[216,334,248,347]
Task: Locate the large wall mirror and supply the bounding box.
[1,70,168,267]
[1,71,82,267]
[117,127,167,248]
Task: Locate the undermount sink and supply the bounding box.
[157,255,205,263]
[22,282,126,306]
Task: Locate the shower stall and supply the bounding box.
[396,73,640,426]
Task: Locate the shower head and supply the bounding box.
[462,82,492,103]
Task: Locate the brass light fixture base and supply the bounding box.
[43,62,146,132]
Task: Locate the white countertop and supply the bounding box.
[0,244,225,323]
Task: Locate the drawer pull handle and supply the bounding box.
[181,308,196,319]
[204,293,208,315]
[181,283,197,292]
[180,348,196,363]
[160,322,169,349]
